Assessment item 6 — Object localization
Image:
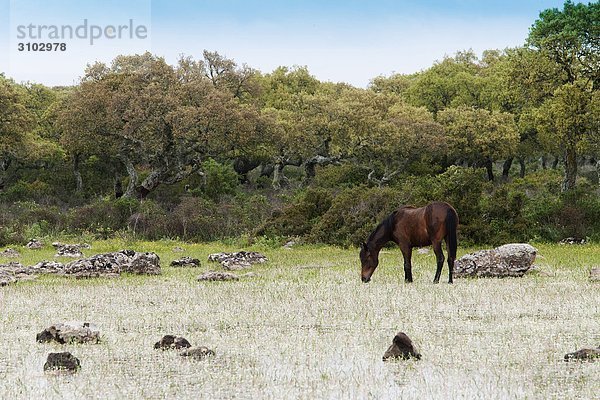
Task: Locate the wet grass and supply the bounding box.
[0,240,598,399]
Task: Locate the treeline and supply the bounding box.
[0,1,598,246]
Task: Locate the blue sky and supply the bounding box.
[0,0,570,87]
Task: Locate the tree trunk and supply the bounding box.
[0,158,11,191]
[73,154,83,193]
[502,157,513,180]
[272,162,284,189]
[123,157,138,198]
[541,156,547,169]
[518,157,526,178]
[136,169,163,199]
[561,145,577,192]
[596,160,600,186]
[552,156,559,169]
[114,171,123,199]
[485,159,495,182]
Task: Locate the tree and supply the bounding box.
[526,0,600,190]
[438,107,519,181]
[0,76,34,190]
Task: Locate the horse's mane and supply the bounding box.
[367,210,397,243]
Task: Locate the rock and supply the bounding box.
[283,240,296,249]
[44,352,80,373]
[0,270,17,286]
[590,268,600,282]
[417,248,430,255]
[564,347,600,361]
[454,243,537,278]
[62,250,161,278]
[180,346,215,360]
[559,237,587,245]
[28,261,64,274]
[125,252,161,275]
[383,332,421,361]
[197,271,240,281]
[207,251,267,270]
[0,248,20,258]
[36,321,100,344]
[172,246,185,253]
[53,243,87,258]
[26,239,43,249]
[170,257,201,268]
[154,335,192,350]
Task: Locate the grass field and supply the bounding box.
[0,240,598,399]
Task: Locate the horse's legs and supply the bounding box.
[432,241,445,284]
[400,246,413,283]
[446,240,454,284]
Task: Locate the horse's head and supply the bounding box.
[360,242,379,283]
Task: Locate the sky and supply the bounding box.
[0,0,571,88]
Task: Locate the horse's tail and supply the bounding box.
[445,206,458,260]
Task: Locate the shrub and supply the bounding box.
[257,188,333,237]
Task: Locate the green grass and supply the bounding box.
[1,240,599,399]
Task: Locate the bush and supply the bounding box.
[308,186,406,246]
[257,188,333,237]
[68,197,139,237]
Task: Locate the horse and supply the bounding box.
[359,201,458,284]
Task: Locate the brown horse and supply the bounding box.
[360,201,458,284]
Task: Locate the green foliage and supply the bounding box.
[257,188,333,237]
[308,186,407,246]
[199,158,240,201]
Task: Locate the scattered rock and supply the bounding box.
[197,271,240,281]
[564,347,600,361]
[62,250,161,278]
[454,243,537,278]
[28,260,65,274]
[180,346,215,360]
[53,243,88,258]
[417,248,430,255]
[36,321,100,344]
[44,352,80,373]
[154,335,192,350]
[172,246,185,253]
[0,248,20,258]
[26,239,43,249]
[590,268,600,282]
[283,240,296,249]
[0,270,17,286]
[559,237,587,245]
[383,332,421,361]
[126,252,161,275]
[170,257,201,268]
[208,251,267,270]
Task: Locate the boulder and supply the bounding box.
[0,270,17,286]
[28,261,65,274]
[197,271,240,281]
[180,346,215,360]
[26,239,43,249]
[207,251,267,270]
[590,268,600,282]
[62,250,161,278]
[154,335,192,350]
[0,248,20,258]
[559,237,586,245]
[36,321,100,344]
[454,243,537,278]
[170,257,201,268]
[53,242,88,258]
[44,352,80,373]
[383,332,421,361]
[564,347,600,361]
